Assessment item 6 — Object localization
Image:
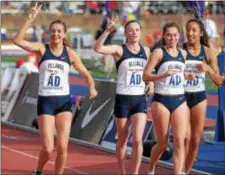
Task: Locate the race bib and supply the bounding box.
[126,70,144,87]
[167,73,183,87]
[185,72,205,87]
[43,69,63,89]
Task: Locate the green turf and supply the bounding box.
[205,73,218,90]
[2,56,117,79]
[2,56,23,62]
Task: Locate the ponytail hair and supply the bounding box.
[63,38,72,48]
[49,19,72,48]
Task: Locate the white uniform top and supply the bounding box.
[154,48,186,95]
[116,44,147,95]
[184,44,207,92]
[38,45,70,96]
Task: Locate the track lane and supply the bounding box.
[2,125,172,174]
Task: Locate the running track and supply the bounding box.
[2,124,172,175]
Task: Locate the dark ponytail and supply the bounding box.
[63,38,72,48]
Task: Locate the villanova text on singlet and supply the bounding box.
[154,47,185,95]
[115,44,147,95]
[184,44,207,92]
[38,44,71,96]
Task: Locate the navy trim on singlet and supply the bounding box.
[155,47,185,73]
[38,44,71,67]
[183,43,208,63]
[116,44,147,71]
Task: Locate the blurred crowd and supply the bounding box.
[2,1,225,56]
[2,1,225,15]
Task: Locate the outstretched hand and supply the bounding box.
[106,13,118,33]
[145,82,154,97]
[184,72,196,80]
[196,62,209,72]
[166,69,181,76]
[89,87,98,99]
[28,2,42,21]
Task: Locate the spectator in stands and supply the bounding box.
[15,58,25,68]
[13,3,97,175]
[85,1,99,14]
[20,53,39,74]
[211,36,223,56]
[202,10,217,38]
[36,25,43,42]
[144,33,154,49]
[145,30,162,52]
[41,1,50,12]
[1,28,7,41]
[121,1,141,20]
[150,29,162,52]
[41,25,49,44]
[94,16,153,175]
[32,25,38,42]
[104,0,119,14]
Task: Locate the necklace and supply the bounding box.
[127,44,140,54]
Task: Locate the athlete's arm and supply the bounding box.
[181,49,196,80]
[68,48,97,99]
[93,14,122,61]
[204,47,222,86]
[12,2,44,55]
[180,49,187,60]
[222,75,225,84]
[145,81,154,97]
[144,46,151,60]
[93,31,122,57]
[184,72,196,80]
[143,48,173,81]
[143,46,154,96]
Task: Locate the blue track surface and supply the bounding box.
[194,142,225,174]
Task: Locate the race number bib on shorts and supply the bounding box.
[126,70,144,87]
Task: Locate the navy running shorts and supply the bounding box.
[185,91,207,109]
[114,94,147,118]
[37,95,72,116]
[153,93,186,113]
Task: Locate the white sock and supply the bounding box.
[147,170,154,175]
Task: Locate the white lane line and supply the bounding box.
[2,145,89,175]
